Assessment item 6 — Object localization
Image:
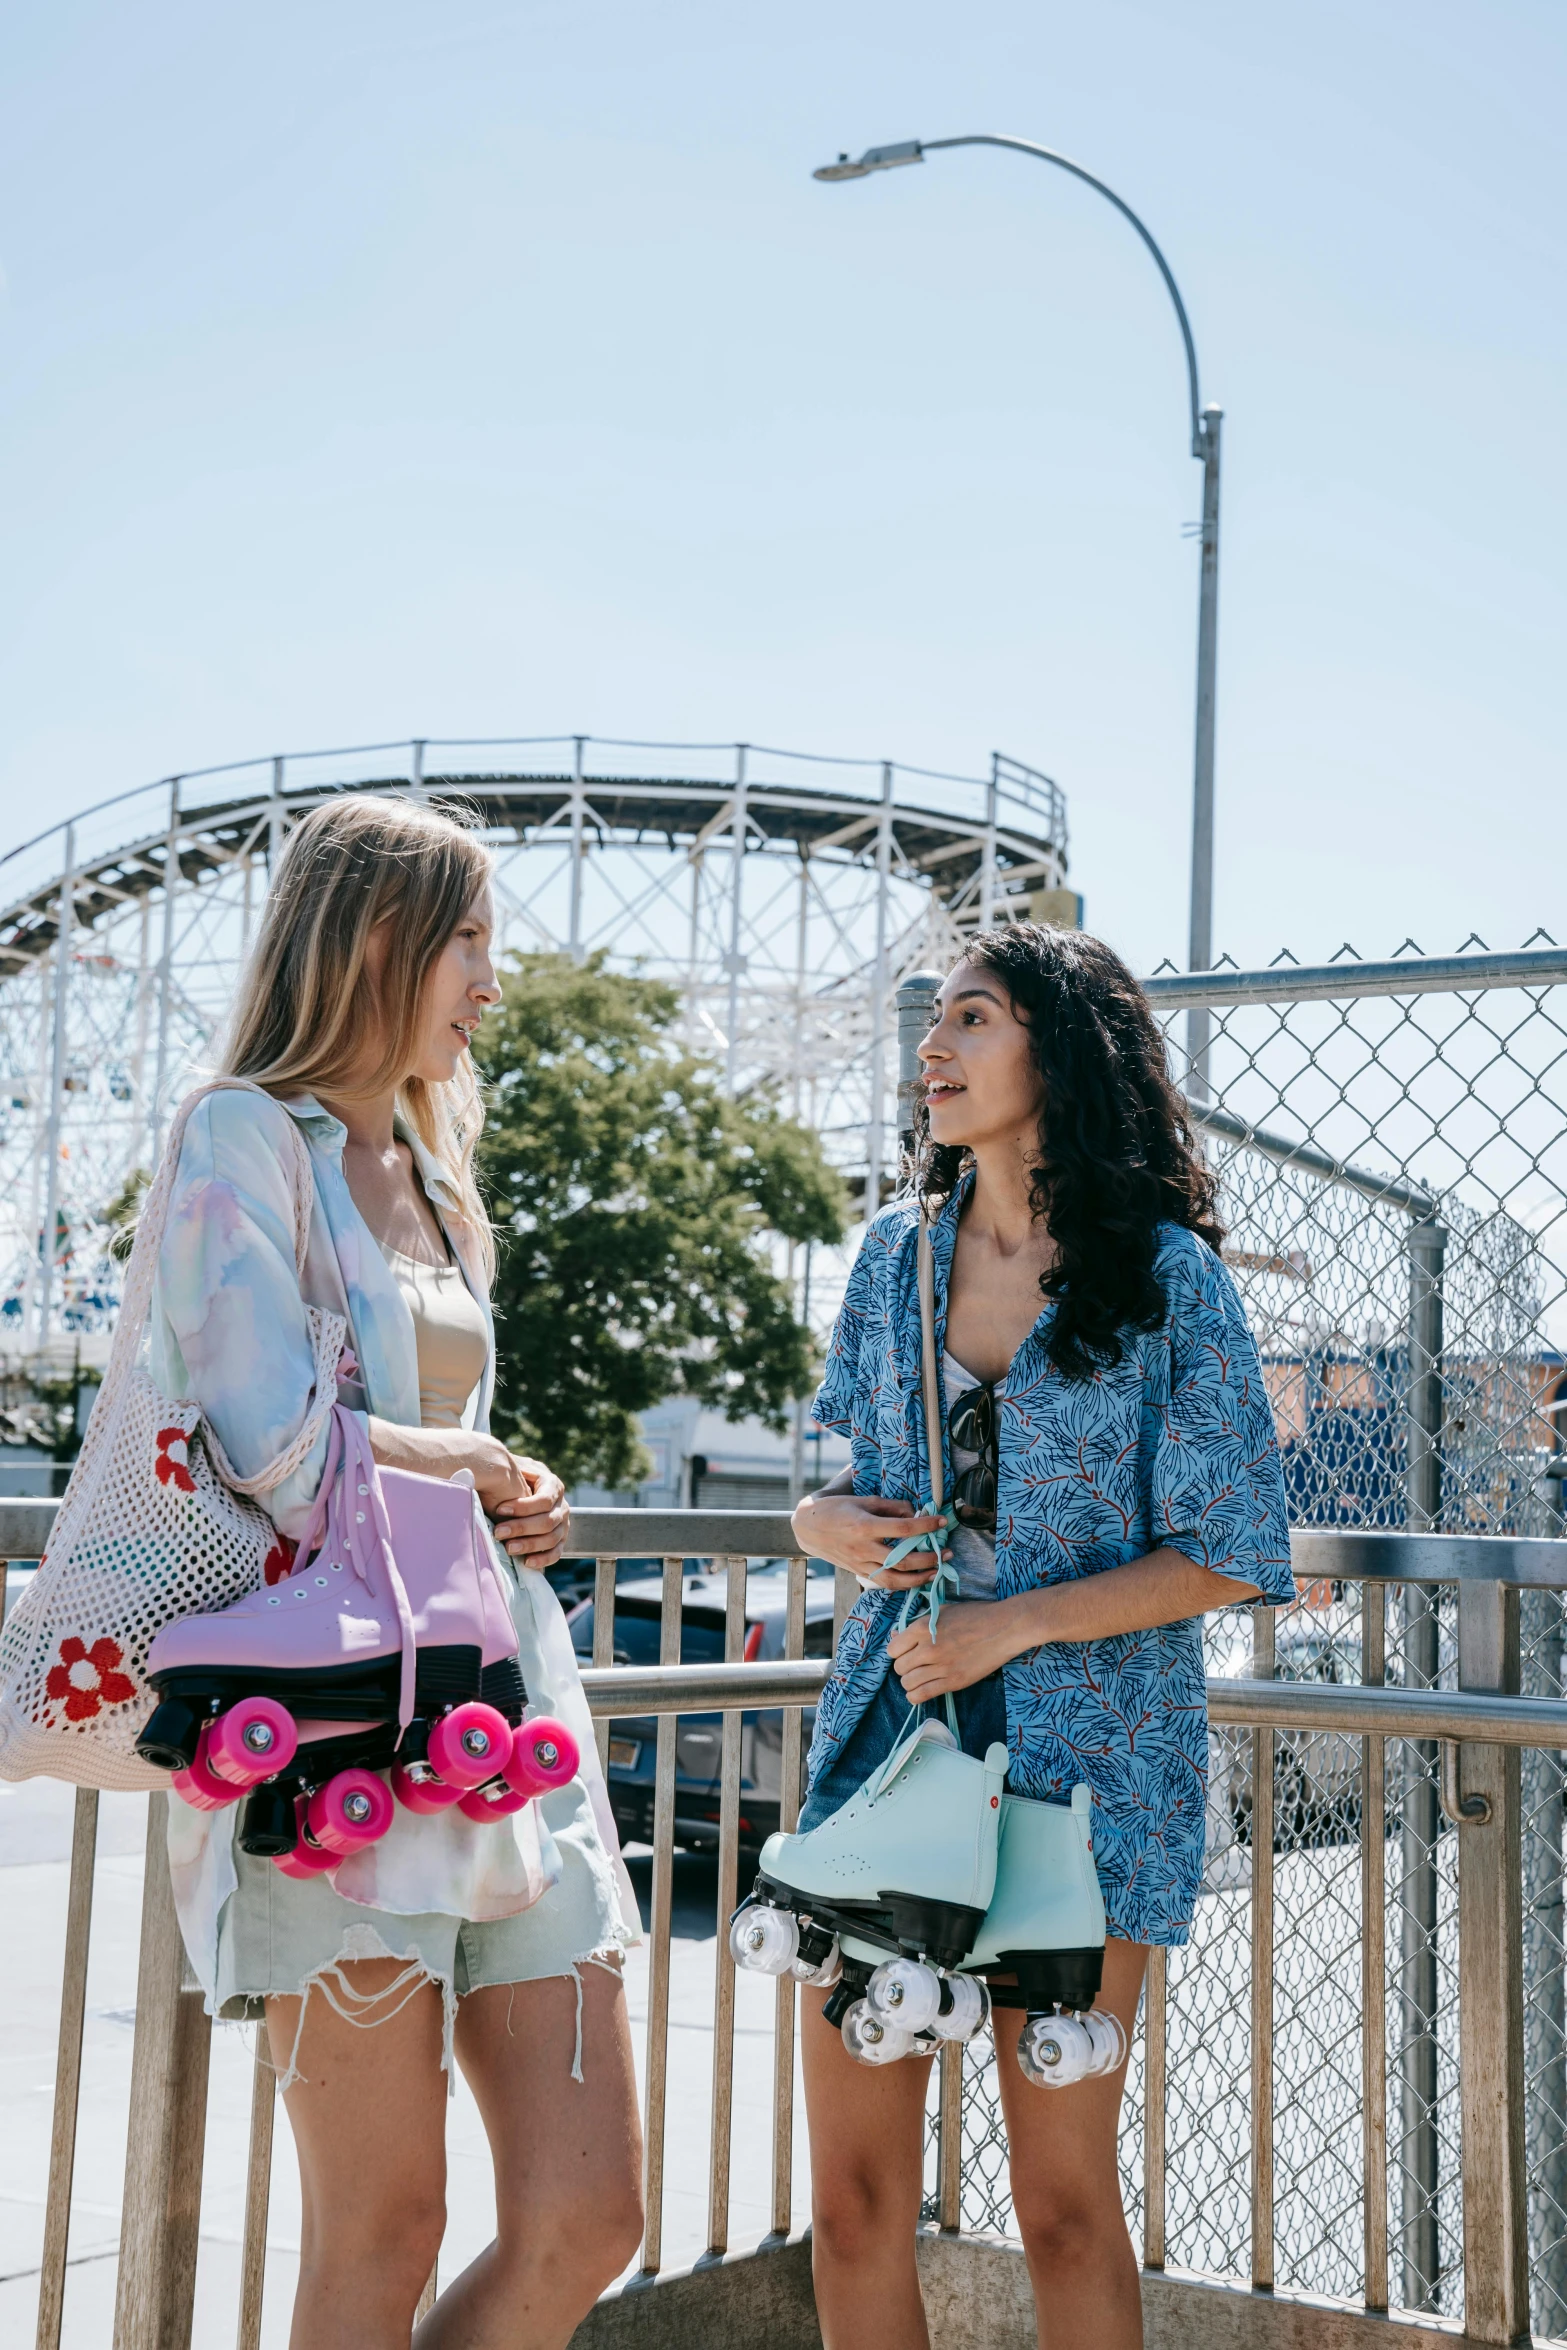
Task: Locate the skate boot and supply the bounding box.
[959,1783,1124,2088]
[136,1407,572,1867]
[729,1717,1007,2055]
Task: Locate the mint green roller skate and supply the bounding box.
[957,1782,1126,2088]
[733,1734,1123,2083]
[728,1717,1007,2059]
[846,1781,1123,2083]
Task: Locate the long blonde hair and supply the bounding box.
[224,794,496,1280]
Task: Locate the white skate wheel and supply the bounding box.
[1083,2008,1128,2075]
[728,1905,799,1976]
[867,1958,943,2035]
[790,1935,842,1988]
[842,1997,915,2066]
[932,1973,991,2043]
[1017,2010,1095,2089]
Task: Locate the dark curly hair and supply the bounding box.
[915,924,1223,1380]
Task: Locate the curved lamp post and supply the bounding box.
[814,136,1222,1091]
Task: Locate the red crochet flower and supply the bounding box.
[46,1636,136,1722]
[263,1535,298,1586]
[154,1426,196,1494]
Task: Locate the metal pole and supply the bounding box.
[815,133,1220,1036]
[723,746,748,1095]
[1523,1590,1567,2333]
[1184,405,1222,1099]
[789,848,812,1497]
[793,849,810,1122]
[410,737,426,795]
[686,846,705,1058]
[981,755,999,930]
[1454,1579,1530,2342]
[1399,1216,1446,2310]
[896,971,944,1181]
[19,964,53,1355]
[151,783,180,1161]
[38,825,75,1352]
[128,891,152,1180]
[568,736,586,961]
[267,757,284,884]
[863,763,894,1219]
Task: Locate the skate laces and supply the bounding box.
[292,1406,420,1730]
[880,1505,960,1638]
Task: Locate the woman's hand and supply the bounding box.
[791,1489,948,1591]
[887,1600,1023,1701]
[366,1422,570,1568]
[489,1456,571,1571]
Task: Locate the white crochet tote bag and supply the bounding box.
[0,1080,346,1790]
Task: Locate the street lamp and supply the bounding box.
[814,135,1223,1091]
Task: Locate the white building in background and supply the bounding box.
[571,1395,851,1514]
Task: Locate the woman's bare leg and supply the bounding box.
[800,1984,936,2350]
[993,1939,1149,2350]
[267,1959,451,2350]
[416,1960,644,2350]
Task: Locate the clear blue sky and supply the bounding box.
[2,0,1561,979]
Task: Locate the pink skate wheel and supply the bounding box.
[274,1803,338,1877]
[307,1768,395,1854]
[503,1715,580,1799]
[427,1702,513,1791]
[457,1782,531,1823]
[392,1763,466,1816]
[171,1728,239,1812]
[207,1697,298,1788]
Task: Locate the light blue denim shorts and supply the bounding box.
[214,1772,630,2085]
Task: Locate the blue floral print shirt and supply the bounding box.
[807,1182,1294,1947]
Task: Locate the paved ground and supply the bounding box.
[0,1778,811,2346]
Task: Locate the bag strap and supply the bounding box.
[881,1206,960,1721]
[917,1210,944,1514]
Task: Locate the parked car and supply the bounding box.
[567,1563,836,1855]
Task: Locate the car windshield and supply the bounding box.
[568,1601,728,1668]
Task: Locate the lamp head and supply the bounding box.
[812,141,924,184]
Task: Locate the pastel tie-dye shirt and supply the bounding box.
[151,1086,636,1990]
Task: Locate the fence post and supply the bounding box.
[1398,1216,1446,2308]
[1455,1580,1530,2344]
[112,1795,212,2350]
[895,970,943,1181]
[1522,1589,1567,2334]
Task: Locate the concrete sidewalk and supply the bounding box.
[0,1779,810,2346]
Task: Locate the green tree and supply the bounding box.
[475,954,847,1491]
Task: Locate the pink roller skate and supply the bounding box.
[136,1405,533,1865]
[272,1799,338,1878]
[170,1724,241,1813]
[504,1715,580,1799]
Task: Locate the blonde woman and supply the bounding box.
[155,796,643,2350]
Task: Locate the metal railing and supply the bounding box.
[6,1507,1567,2348]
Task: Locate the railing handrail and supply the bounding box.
[1142,943,1567,1008]
[8,1514,1566,2342]
[9,1508,1567,1586]
[579,1663,1567,1750]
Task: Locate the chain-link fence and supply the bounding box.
[926,940,1567,2338]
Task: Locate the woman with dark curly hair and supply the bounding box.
[790,926,1292,2350]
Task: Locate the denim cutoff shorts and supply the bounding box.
[213,1772,630,2085]
[797,1665,1009,1833]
